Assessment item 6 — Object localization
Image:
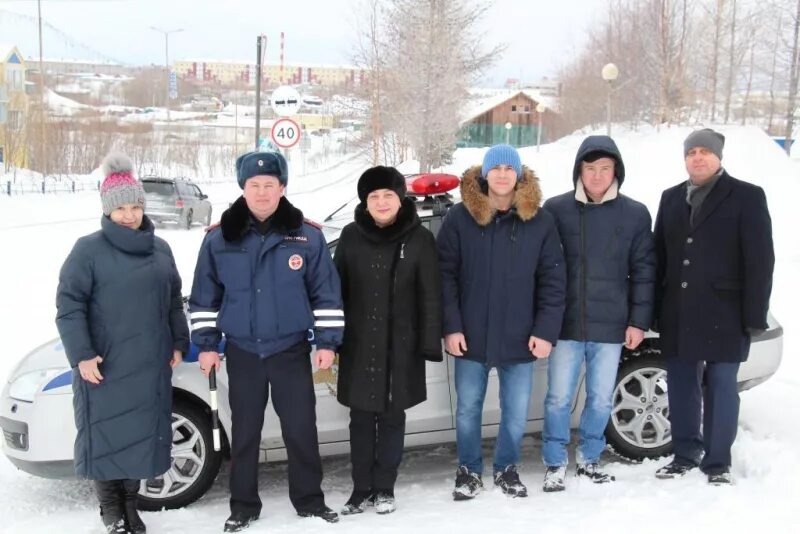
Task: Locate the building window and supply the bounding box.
[511,104,517,112]
[0,103,7,124]
[8,110,22,131]
[523,105,530,113]
[6,69,24,91]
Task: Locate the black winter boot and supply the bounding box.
[121,479,146,533]
[94,480,130,534]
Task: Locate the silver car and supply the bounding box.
[142,177,213,229]
[0,179,784,511]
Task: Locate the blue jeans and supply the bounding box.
[542,340,622,466]
[455,358,534,475]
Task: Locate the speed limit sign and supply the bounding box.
[270,118,301,149]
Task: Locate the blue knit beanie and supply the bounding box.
[482,144,522,180]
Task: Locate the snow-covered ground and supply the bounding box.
[1,125,798,533]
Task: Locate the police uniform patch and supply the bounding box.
[284,235,308,243]
[288,254,303,270]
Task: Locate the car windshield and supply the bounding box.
[142,181,175,195]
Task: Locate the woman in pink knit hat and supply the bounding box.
[56,152,189,534]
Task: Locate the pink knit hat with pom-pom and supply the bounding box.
[99,152,145,215]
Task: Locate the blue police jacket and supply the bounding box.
[189,196,343,357]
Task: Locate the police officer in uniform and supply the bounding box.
[189,151,344,532]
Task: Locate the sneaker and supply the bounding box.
[452,465,483,501]
[708,470,733,486]
[493,465,528,497]
[340,490,372,516]
[104,518,130,534]
[374,491,396,514]
[576,463,615,484]
[543,466,566,493]
[223,512,259,533]
[655,459,697,479]
[298,505,340,523]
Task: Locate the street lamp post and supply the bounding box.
[150,26,183,122]
[601,62,619,136]
[504,121,512,145]
[536,102,546,152]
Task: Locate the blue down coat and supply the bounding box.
[437,165,566,366]
[56,215,189,480]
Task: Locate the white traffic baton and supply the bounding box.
[209,367,221,451]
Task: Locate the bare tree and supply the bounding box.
[723,0,737,122]
[556,0,798,136]
[707,0,726,122]
[784,0,800,152]
[352,0,502,171]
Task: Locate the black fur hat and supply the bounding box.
[357,166,407,203]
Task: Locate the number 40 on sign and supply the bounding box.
[270,118,302,149]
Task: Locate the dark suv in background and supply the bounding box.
[141,177,213,229]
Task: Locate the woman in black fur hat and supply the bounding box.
[334,166,442,515]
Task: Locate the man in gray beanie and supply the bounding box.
[653,128,774,485]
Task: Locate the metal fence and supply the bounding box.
[3,179,98,196]
[457,123,542,148]
[2,176,236,196]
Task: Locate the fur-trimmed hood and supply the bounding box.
[459,165,542,226]
[219,195,304,242]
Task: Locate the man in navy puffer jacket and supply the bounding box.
[540,135,655,492]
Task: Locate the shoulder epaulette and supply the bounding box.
[303,218,322,230]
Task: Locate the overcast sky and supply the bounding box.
[1,0,608,85]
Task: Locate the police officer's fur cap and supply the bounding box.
[235,151,288,188]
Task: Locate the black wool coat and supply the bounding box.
[56,215,189,480]
[654,171,774,362]
[334,198,442,412]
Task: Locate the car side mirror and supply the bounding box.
[200,194,208,200]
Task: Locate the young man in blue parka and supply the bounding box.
[437,144,566,500]
[540,135,655,492]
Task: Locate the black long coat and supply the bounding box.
[56,215,189,480]
[334,198,442,412]
[654,171,774,362]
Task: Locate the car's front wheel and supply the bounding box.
[137,399,223,510]
[605,350,672,461]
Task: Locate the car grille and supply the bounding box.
[0,417,29,451]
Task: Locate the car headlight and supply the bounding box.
[8,368,65,403]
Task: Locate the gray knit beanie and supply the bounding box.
[99,152,146,216]
[684,128,725,160]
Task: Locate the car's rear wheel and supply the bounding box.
[605,350,672,461]
[183,209,193,230]
[137,399,223,510]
